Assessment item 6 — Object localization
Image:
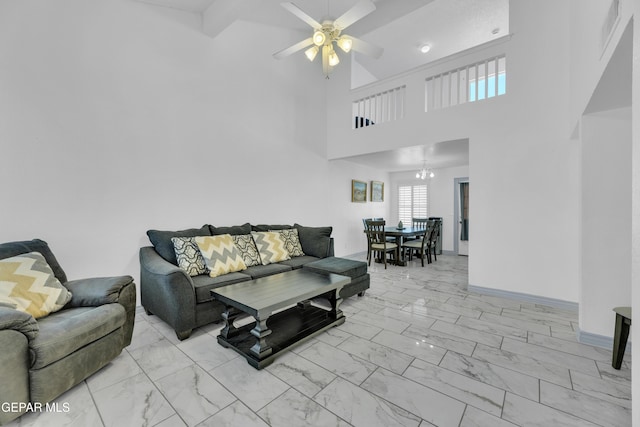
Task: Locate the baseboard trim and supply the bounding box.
[576,327,629,351]
[467,284,579,312]
[344,251,367,259]
[467,285,632,352]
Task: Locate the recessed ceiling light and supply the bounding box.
[420,44,431,53]
[492,28,500,35]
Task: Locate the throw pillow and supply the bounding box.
[147,225,211,265]
[0,252,73,319]
[0,239,68,283]
[272,228,305,257]
[195,235,247,278]
[294,224,333,258]
[171,237,208,276]
[232,234,261,267]
[251,231,291,265]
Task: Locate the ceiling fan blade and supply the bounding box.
[281,2,322,30]
[334,0,376,30]
[273,37,314,59]
[349,35,384,58]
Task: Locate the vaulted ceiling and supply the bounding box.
[135,0,509,172]
[137,0,507,84]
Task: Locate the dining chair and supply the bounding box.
[364,219,398,269]
[362,218,383,229]
[403,220,434,267]
[412,218,429,229]
[363,218,394,243]
[406,217,429,242]
[428,220,439,262]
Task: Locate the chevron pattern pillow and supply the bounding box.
[195,235,247,278]
[172,237,208,276]
[0,252,73,319]
[251,231,291,265]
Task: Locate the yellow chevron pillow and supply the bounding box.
[0,252,72,319]
[195,235,247,278]
[251,231,291,265]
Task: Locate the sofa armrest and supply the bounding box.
[64,276,136,347]
[328,237,335,257]
[0,306,38,341]
[139,246,197,336]
[65,276,134,307]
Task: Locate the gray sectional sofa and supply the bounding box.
[140,223,369,340]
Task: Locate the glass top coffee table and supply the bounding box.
[211,269,350,369]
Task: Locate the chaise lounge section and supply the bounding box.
[140,223,369,340]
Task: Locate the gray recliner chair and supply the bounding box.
[0,239,136,425]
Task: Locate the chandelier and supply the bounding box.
[416,163,435,180]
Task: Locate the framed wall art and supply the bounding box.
[371,181,384,202]
[351,180,367,203]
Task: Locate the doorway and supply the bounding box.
[454,177,469,256]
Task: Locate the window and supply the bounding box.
[469,71,506,102]
[398,184,428,225]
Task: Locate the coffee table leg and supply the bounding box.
[328,290,343,320]
[220,306,242,340]
[250,317,273,359]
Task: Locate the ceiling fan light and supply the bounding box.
[337,37,353,53]
[328,49,340,67]
[313,30,326,46]
[305,46,319,61]
[420,44,431,53]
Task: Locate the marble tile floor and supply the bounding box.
[8,254,632,427]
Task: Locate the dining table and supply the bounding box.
[383,226,427,266]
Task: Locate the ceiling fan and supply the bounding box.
[273,0,384,77]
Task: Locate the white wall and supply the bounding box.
[390,166,469,253]
[580,108,632,336]
[470,0,580,304]
[0,0,364,292]
[328,160,390,256]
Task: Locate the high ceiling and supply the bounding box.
[341,139,470,172]
[134,0,509,173]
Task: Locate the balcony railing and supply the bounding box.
[352,85,406,129]
[425,55,506,112]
